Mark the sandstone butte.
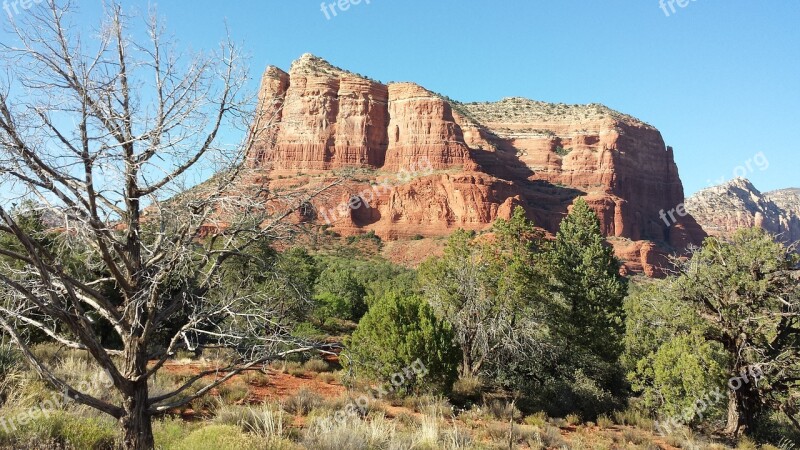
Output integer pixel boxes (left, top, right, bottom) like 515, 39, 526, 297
685, 178, 800, 246
244, 54, 707, 276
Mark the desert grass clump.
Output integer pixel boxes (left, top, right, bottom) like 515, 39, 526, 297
214, 403, 289, 442
440, 424, 473, 450
622, 428, 651, 446
417, 395, 454, 418
611, 407, 654, 431
484, 398, 520, 421
415, 414, 442, 448
539, 425, 567, 448
596, 413, 614, 429
241, 369, 270, 387
302, 414, 399, 450
735, 436, 759, 450
217, 379, 251, 404
283, 387, 323, 416
270, 359, 303, 375
324, 393, 387, 418
315, 372, 337, 384
523, 411, 548, 427
30, 342, 64, 364
565, 412, 581, 426
662, 426, 700, 449
549, 417, 568, 428
303, 358, 332, 373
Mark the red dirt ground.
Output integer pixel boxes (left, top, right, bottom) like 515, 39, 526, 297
158, 361, 686, 449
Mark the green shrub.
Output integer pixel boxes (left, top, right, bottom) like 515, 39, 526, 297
523, 411, 548, 427
172, 425, 262, 450
3, 410, 118, 450
344, 292, 460, 393
450, 376, 482, 405
154, 416, 197, 449
291, 322, 326, 341
554, 145, 572, 156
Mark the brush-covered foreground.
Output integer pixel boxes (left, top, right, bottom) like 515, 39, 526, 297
0, 345, 765, 450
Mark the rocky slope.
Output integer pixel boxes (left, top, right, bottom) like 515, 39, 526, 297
246, 54, 707, 275
685, 179, 800, 245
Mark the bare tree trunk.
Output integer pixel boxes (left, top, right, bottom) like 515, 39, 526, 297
121, 339, 154, 450
724, 389, 742, 436
121, 380, 154, 450
724, 376, 759, 437
0, 4, 336, 446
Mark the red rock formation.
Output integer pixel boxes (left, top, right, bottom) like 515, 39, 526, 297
247, 54, 707, 275
685, 178, 800, 245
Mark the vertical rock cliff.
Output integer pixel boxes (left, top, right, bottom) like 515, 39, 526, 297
247, 54, 707, 275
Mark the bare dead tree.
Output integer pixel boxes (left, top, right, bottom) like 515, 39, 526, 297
0, 2, 335, 449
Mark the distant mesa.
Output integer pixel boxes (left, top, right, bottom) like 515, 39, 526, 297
685, 178, 800, 246
244, 54, 709, 276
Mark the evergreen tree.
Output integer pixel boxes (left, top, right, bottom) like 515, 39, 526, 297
344, 292, 460, 393
624, 228, 800, 439
419, 207, 548, 379
547, 198, 627, 362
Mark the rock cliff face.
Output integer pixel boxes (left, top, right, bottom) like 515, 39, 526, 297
248, 54, 707, 275
685, 179, 800, 245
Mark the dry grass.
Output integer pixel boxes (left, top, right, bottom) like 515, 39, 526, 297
283, 388, 323, 416
303, 358, 332, 373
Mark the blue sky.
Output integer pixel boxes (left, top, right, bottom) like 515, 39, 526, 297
2, 0, 798, 195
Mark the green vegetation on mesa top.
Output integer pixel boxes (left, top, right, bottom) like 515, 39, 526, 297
459, 97, 655, 128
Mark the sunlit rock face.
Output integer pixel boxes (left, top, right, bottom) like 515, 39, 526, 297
246, 54, 707, 275
686, 179, 800, 245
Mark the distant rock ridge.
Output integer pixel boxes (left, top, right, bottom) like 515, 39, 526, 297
245, 54, 708, 276
685, 178, 800, 246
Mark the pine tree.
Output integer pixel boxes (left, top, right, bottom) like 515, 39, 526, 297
548, 198, 627, 362
344, 292, 460, 393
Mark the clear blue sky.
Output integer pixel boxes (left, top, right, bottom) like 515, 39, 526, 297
3, 1, 798, 196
